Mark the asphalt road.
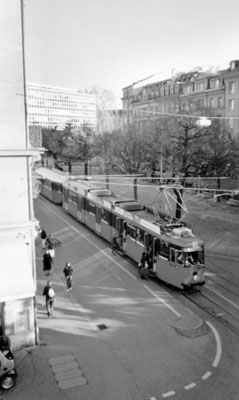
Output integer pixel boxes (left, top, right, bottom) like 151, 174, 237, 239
10, 196, 234, 400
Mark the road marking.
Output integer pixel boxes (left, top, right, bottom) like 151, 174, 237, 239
205, 321, 222, 367
201, 371, 212, 380
162, 391, 176, 398
144, 285, 181, 317
207, 285, 239, 311
184, 382, 196, 390
204, 272, 216, 276
49, 354, 87, 389
205, 238, 223, 250
38, 198, 137, 280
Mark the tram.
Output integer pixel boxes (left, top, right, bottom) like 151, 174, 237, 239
36, 167, 68, 204
36, 168, 205, 289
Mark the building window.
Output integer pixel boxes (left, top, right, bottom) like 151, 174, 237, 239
210, 79, 220, 89
195, 98, 204, 109
209, 98, 215, 108
183, 84, 193, 95
229, 99, 235, 111
217, 97, 223, 108
229, 82, 235, 93
229, 118, 234, 129
196, 81, 205, 91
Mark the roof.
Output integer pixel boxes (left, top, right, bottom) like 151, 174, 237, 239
35, 168, 69, 183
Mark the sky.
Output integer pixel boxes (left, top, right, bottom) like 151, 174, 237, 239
24, 0, 239, 108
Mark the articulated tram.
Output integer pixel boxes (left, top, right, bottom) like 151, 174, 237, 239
36, 168, 205, 289
36, 167, 68, 204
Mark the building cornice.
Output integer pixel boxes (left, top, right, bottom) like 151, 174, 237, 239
0, 148, 44, 157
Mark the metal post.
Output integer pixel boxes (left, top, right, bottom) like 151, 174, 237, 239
134, 178, 138, 201
160, 146, 163, 184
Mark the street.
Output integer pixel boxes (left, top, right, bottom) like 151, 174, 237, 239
4, 196, 239, 400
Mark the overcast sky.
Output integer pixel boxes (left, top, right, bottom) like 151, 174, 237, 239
24, 0, 239, 107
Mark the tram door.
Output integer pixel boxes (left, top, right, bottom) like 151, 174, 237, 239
152, 237, 158, 272
95, 206, 101, 234
116, 217, 126, 250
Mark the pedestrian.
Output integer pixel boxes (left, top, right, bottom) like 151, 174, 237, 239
112, 233, 119, 255
40, 228, 47, 249
63, 262, 73, 291
42, 281, 55, 317
43, 251, 53, 276
139, 252, 149, 269
46, 234, 55, 258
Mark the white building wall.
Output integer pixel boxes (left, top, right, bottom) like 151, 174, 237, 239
0, 0, 38, 350
27, 83, 97, 130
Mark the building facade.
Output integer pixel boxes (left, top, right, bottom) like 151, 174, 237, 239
27, 83, 97, 131
122, 59, 239, 138
0, 0, 40, 350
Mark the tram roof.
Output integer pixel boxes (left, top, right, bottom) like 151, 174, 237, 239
35, 167, 69, 183
115, 201, 144, 211
63, 179, 101, 193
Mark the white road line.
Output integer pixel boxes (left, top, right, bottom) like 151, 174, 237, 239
205, 321, 222, 367
184, 382, 196, 390
144, 285, 181, 317
204, 272, 216, 276
207, 285, 239, 311
162, 391, 176, 398
201, 371, 212, 380
38, 198, 137, 280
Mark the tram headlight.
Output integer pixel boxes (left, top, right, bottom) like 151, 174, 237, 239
193, 272, 198, 281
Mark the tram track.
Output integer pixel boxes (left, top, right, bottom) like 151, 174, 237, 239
206, 274, 239, 299
183, 289, 239, 337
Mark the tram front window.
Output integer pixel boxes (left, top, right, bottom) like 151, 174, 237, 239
185, 251, 204, 266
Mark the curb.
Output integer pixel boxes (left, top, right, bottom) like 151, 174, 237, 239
168, 315, 208, 338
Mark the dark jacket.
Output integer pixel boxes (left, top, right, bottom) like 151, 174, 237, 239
63, 265, 73, 277
43, 253, 53, 271
41, 230, 47, 239
46, 237, 54, 250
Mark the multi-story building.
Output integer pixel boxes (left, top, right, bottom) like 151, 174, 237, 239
27, 83, 97, 131
122, 59, 239, 138
0, 0, 40, 350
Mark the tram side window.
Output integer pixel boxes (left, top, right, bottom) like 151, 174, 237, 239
45, 180, 51, 189
159, 241, 169, 259
112, 214, 117, 229
72, 194, 78, 204
101, 208, 111, 225
87, 202, 95, 215
63, 188, 69, 201
170, 248, 183, 265
126, 224, 137, 239
52, 182, 62, 192
154, 238, 161, 256
77, 196, 83, 211
135, 228, 144, 244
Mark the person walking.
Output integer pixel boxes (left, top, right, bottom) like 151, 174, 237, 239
112, 234, 119, 255
63, 262, 73, 291
40, 228, 47, 249
43, 251, 53, 276
46, 234, 55, 258
42, 281, 55, 317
